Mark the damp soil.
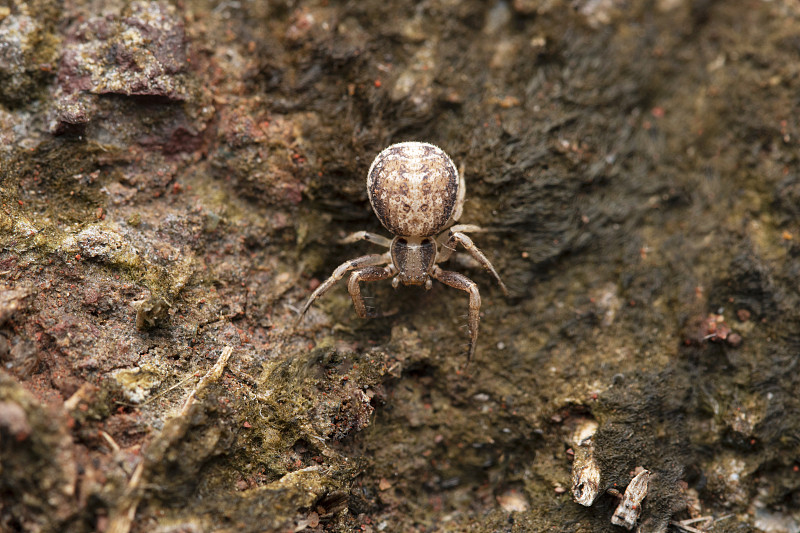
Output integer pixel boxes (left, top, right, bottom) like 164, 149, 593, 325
2, 1, 800, 532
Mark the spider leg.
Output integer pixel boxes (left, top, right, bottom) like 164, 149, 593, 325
448, 224, 485, 234
295, 252, 391, 326
431, 265, 481, 364
436, 230, 509, 297
436, 224, 485, 260
348, 264, 397, 318
451, 163, 466, 223
339, 231, 392, 248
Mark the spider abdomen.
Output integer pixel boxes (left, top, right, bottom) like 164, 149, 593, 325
367, 142, 460, 238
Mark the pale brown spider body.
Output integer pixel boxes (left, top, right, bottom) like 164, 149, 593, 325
296, 142, 508, 362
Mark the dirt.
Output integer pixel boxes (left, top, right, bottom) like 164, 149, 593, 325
2, 0, 800, 532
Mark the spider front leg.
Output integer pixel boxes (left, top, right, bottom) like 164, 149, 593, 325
339, 231, 392, 248
436, 224, 484, 258
431, 265, 481, 364
348, 264, 397, 318
437, 229, 509, 297
295, 252, 391, 326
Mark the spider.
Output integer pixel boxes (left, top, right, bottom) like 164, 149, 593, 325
296, 141, 509, 362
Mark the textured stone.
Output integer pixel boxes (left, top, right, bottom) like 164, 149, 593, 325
0, 13, 56, 105
58, 1, 188, 100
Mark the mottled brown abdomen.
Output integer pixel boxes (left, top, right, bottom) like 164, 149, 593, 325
367, 142, 459, 238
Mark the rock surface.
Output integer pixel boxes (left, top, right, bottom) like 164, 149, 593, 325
1, 0, 800, 532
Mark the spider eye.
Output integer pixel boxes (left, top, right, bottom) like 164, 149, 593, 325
397, 238, 407, 245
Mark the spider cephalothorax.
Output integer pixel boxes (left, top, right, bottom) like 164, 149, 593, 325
296, 142, 508, 362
